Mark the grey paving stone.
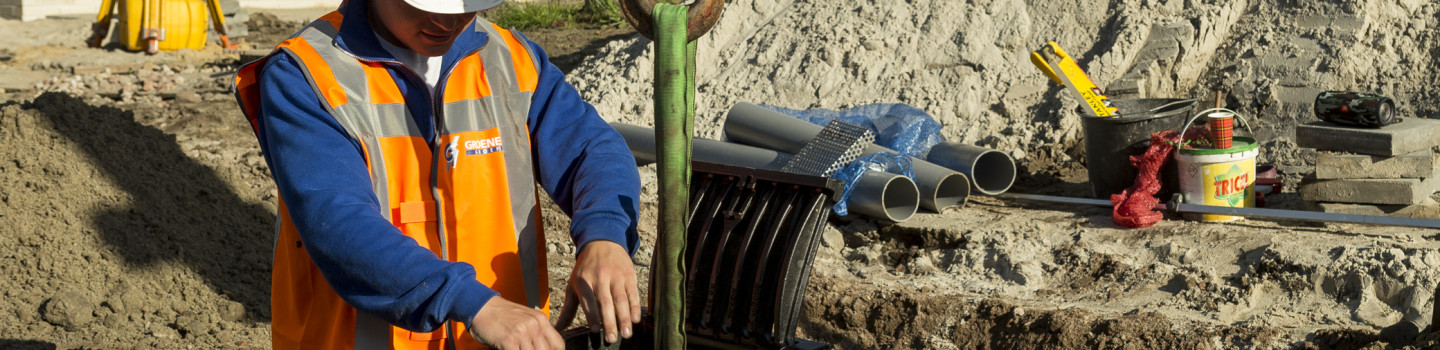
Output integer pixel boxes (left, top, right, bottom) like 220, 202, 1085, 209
1316, 150, 1434, 179
1301, 161, 1440, 205
1296, 118, 1440, 156
1314, 200, 1440, 220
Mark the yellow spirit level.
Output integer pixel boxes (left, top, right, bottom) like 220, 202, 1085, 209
1031, 41, 1120, 117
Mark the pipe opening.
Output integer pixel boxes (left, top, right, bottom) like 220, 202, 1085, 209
930, 173, 970, 210
973, 151, 1017, 195
883, 177, 920, 222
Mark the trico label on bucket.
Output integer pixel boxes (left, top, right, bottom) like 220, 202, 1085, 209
1199, 160, 1256, 221
1212, 165, 1250, 206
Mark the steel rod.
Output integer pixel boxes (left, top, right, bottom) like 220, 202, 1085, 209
1000, 193, 1440, 230
1172, 203, 1440, 229
999, 193, 1115, 207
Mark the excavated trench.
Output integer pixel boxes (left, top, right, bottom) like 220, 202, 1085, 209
3, 0, 1440, 348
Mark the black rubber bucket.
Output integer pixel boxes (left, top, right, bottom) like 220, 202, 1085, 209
1081, 98, 1197, 199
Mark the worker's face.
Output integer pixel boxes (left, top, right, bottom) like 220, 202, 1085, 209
370, 0, 478, 57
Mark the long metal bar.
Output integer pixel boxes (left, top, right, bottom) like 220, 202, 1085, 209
1000, 193, 1440, 229
1172, 203, 1440, 229
1000, 193, 1114, 207
204, 0, 237, 48
87, 0, 118, 47
724, 103, 970, 211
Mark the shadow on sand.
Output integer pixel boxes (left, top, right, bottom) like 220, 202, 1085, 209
25, 92, 274, 322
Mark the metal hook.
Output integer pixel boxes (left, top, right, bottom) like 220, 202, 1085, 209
618, 0, 726, 42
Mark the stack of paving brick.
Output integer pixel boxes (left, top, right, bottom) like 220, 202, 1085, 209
0, 0, 96, 21
1296, 119, 1440, 219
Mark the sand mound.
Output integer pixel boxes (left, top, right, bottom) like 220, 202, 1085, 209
569, 0, 1440, 347
0, 93, 273, 348
1, 0, 1438, 347
573, 0, 1439, 182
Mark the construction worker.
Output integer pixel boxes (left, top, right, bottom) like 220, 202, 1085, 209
232, 0, 642, 348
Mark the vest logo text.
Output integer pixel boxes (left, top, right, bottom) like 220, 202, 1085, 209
446, 135, 504, 168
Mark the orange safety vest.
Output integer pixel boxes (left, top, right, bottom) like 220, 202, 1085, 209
235, 11, 549, 350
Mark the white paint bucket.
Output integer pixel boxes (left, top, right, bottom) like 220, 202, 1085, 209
1175, 137, 1259, 222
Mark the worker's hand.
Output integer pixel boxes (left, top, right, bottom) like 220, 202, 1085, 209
468, 296, 564, 350
569, 240, 641, 343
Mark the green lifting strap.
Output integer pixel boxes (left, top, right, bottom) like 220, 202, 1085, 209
652, 3, 694, 349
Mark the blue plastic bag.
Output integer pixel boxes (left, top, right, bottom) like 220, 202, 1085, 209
760, 104, 943, 216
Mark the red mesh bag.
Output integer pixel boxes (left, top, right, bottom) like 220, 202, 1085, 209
1110, 130, 1182, 228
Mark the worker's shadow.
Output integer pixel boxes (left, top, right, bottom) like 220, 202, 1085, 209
29, 92, 273, 322
0, 340, 55, 350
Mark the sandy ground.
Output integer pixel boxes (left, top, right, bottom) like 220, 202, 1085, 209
571, 0, 1440, 348
2, 0, 1440, 349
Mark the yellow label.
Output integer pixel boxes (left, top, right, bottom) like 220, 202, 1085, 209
1031, 42, 1119, 117
1199, 159, 1256, 221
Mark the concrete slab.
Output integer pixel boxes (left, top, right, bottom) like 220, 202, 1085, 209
0, 0, 346, 21
1301, 160, 1440, 205
1296, 118, 1440, 156
1314, 200, 1440, 220
0, 0, 95, 21
1301, 178, 1427, 205
0, 69, 51, 92
1316, 150, 1434, 179
240, 0, 341, 9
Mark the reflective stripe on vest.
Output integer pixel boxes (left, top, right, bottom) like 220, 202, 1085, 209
236, 11, 548, 350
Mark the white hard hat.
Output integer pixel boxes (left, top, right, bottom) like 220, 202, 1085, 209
403, 0, 502, 14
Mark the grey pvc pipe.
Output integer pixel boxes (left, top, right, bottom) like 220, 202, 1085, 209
926, 142, 1016, 195
723, 103, 971, 211
846, 169, 920, 222
613, 123, 919, 222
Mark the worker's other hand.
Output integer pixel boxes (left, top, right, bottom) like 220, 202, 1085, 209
469, 296, 564, 350
570, 240, 641, 343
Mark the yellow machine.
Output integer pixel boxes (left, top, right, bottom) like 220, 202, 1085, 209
87, 0, 237, 54
1030, 41, 1121, 117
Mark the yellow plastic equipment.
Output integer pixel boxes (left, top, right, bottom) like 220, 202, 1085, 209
1030, 41, 1121, 117
125, 0, 206, 52
88, 0, 237, 54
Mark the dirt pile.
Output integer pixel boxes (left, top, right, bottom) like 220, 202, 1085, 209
800, 274, 1284, 349
0, 72, 632, 350
789, 199, 1440, 348
568, 0, 1440, 347
1, 0, 1438, 347
240, 12, 305, 51
32, 62, 235, 104
573, 0, 1439, 185
573, 0, 1248, 172
0, 93, 273, 348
